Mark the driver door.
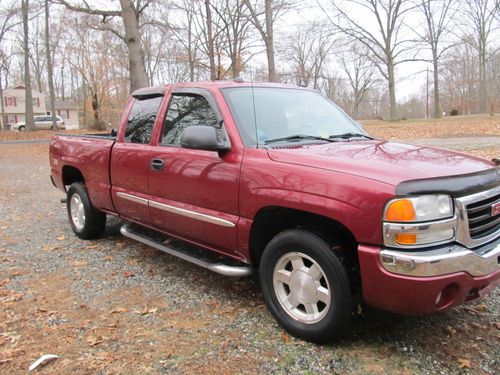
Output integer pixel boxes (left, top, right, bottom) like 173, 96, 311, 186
148, 88, 241, 254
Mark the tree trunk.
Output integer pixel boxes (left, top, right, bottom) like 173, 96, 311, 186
264, 0, 277, 82
205, 0, 216, 80
45, 0, 57, 130
22, 0, 34, 131
119, 0, 149, 91
0, 70, 5, 130
478, 47, 487, 113
387, 62, 397, 121
91, 92, 101, 129
432, 48, 441, 118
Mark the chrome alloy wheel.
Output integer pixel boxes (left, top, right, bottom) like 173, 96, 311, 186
70, 193, 85, 231
273, 251, 331, 324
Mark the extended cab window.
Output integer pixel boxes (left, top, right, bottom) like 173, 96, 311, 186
125, 96, 162, 144
161, 94, 218, 146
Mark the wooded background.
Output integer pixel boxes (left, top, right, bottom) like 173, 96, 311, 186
1, 0, 498, 129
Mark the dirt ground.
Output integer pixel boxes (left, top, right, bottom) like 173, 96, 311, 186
0, 116, 499, 374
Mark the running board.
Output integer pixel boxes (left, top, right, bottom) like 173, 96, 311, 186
120, 223, 253, 277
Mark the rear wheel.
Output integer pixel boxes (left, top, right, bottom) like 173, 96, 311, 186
67, 182, 106, 239
259, 229, 353, 343
18, 126, 25, 132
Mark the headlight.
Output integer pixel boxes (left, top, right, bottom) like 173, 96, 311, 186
384, 195, 453, 222
383, 195, 456, 248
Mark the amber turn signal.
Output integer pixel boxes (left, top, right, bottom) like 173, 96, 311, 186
395, 233, 417, 245
385, 199, 416, 222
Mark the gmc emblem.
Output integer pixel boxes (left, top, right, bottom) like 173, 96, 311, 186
493, 202, 500, 217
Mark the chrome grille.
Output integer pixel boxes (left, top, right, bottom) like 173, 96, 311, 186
466, 194, 500, 239
455, 186, 500, 249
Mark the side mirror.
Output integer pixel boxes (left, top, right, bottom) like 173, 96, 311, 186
180, 125, 230, 152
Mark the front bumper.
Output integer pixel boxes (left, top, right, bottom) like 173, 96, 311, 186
358, 238, 500, 315
380, 237, 500, 277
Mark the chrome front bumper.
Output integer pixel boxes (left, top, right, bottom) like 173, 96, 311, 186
380, 237, 500, 277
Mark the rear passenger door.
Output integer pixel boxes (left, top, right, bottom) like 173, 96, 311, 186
110, 91, 164, 224
147, 88, 242, 254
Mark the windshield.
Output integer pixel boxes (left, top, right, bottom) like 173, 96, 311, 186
222, 87, 367, 147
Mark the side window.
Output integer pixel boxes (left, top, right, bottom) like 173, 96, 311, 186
161, 94, 218, 146
125, 96, 163, 144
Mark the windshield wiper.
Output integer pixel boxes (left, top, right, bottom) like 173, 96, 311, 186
264, 134, 335, 145
329, 132, 374, 140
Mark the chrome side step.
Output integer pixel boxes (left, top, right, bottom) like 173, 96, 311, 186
120, 223, 253, 277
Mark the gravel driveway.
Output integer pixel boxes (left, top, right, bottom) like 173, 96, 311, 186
0, 143, 498, 374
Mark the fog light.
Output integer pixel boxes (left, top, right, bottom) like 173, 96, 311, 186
436, 283, 459, 309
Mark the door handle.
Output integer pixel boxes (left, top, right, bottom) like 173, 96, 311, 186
150, 158, 165, 172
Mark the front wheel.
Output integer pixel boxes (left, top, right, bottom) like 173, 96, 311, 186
66, 182, 106, 239
18, 126, 25, 132
259, 229, 353, 343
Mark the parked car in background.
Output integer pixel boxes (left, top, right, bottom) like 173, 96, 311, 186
13, 115, 65, 131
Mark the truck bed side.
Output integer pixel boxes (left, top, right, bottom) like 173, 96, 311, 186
50, 134, 116, 213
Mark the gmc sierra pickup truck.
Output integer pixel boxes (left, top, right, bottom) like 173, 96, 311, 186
50, 81, 500, 343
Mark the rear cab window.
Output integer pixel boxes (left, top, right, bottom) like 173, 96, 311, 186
124, 96, 163, 144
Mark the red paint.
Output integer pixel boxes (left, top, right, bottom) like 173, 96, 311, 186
49, 81, 499, 316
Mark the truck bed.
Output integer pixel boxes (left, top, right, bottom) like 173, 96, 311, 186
50, 134, 116, 213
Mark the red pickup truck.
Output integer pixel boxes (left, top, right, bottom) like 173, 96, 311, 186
50, 81, 500, 343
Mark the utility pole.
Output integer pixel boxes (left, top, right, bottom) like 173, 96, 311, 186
426, 67, 429, 119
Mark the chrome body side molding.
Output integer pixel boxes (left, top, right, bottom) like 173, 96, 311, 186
115, 192, 236, 228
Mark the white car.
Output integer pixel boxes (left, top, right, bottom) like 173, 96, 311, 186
13, 115, 66, 131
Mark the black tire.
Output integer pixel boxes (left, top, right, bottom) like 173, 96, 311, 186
66, 182, 106, 239
18, 126, 25, 132
259, 229, 353, 343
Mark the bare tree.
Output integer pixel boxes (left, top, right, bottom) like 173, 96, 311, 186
60, 15, 117, 129
340, 43, 379, 118
59, 0, 151, 91
283, 23, 333, 89
22, 0, 35, 131
243, 0, 289, 82
440, 43, 477, 115
319, 0, 416, 120
414, 0, 457, 118
0, 2, 21, 130
212, 0, 254, 79
461, 0, 499, 113
45, 0, 57, 130
205, 0, 217, 80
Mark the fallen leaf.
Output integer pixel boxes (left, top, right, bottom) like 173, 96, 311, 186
110, 307, 127, 314
128, 258, 139, 264
56, 235, 65, 241
281, 332, 290, 343
135, 306, 158, 315
123, 271, 135, 278
493, 322, 500, 330
104, 256, 114, 261
71, 261, 88, 267
471, 322, 488, 330
86, 335, 103, 346
457, 358, 471, 369
445, 326, 457, 335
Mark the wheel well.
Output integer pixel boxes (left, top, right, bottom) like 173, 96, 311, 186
62, 166, 84, 187
249, 206, 358, 268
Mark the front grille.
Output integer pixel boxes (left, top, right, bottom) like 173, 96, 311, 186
466, 194, 500, 239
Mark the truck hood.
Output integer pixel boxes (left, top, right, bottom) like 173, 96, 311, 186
266, 140, 495, 186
